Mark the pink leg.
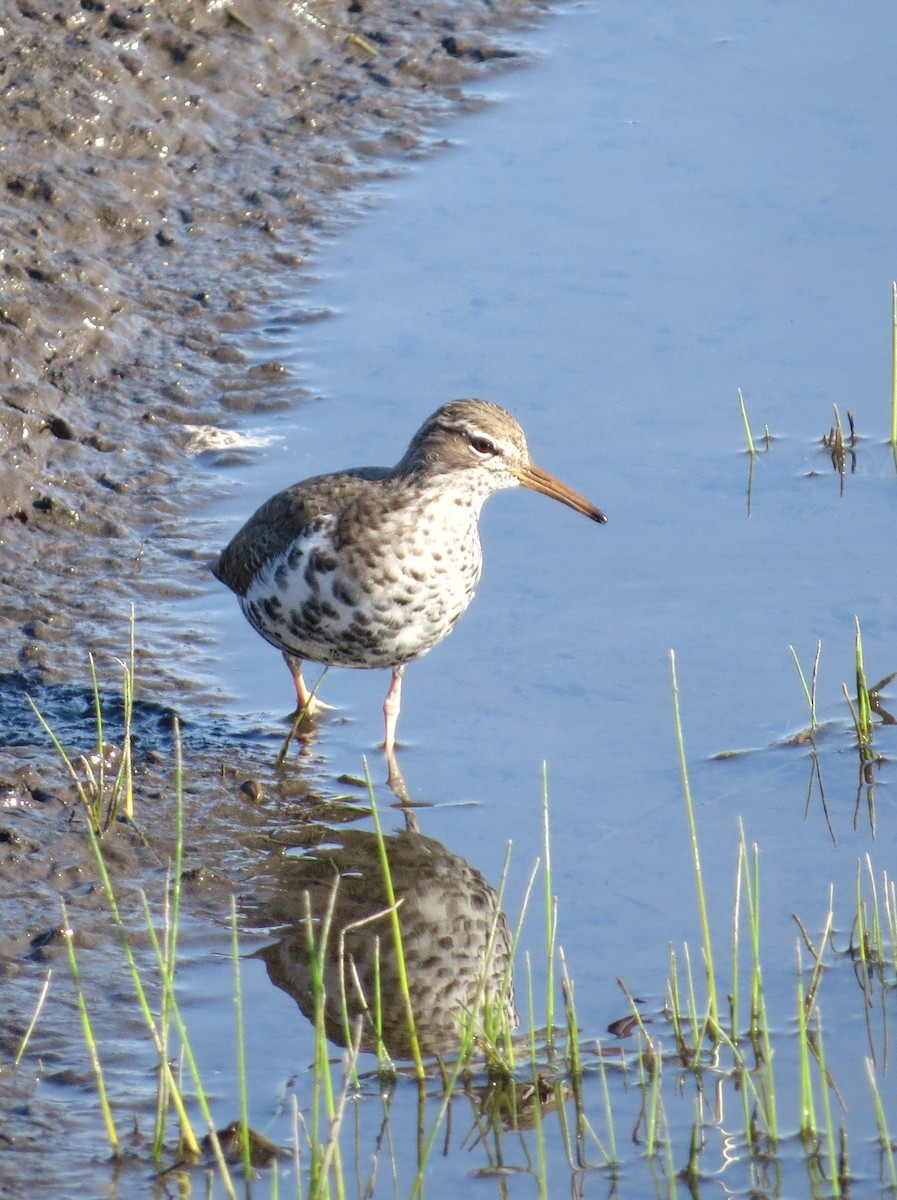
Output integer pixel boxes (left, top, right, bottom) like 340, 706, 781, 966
383, 665, 409, 802
282, 652, 335, 715
283, 652, 312, 710
383, 665, 404, 756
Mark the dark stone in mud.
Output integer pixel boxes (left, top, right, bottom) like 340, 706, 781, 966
0, 826, 40, 853
239, 778, 264, 803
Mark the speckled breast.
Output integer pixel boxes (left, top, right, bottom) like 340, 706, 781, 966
240, 494, 484, 669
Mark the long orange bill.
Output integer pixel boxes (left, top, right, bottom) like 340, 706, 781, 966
514, 461, 607, 524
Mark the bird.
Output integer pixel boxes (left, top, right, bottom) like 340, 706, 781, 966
213, 399, 606, 786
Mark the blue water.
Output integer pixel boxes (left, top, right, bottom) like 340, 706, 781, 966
201, 0, 897, 1191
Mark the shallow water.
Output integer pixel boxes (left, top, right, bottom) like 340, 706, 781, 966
210, 6, 896, 894
11, 0, 897, 1194
196, 0, 897, 1190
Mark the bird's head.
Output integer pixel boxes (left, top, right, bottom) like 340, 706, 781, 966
397, 398, 607, 524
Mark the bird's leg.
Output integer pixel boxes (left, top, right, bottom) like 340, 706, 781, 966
282, 651, 336, 716
285, 652, 314, 714
383, 664, 404, 755
277, 654, 336, 765
383, 665, 409, 801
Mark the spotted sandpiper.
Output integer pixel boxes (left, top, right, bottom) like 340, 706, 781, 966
213, 399, 605, 784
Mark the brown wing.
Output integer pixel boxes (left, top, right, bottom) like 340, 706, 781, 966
212, 466, 391, 596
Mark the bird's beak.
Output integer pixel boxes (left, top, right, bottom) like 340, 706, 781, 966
513, 461, 607, 524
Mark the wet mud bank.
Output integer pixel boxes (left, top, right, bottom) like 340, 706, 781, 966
0, 0, 547, 1184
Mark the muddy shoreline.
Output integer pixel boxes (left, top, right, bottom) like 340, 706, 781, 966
0, 1, 548, 1186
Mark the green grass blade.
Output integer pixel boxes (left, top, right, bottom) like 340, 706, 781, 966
153, 722, 185, 1159
789, 642, 821, 732
87, 653, 107, 830
666, 946, 686, 1060
230, 895, 252, 1180
731, 832, 745, 1046
542, 762, 556, 1050
886, 874, 897, 987
594, 1038, 618, 1167
865, 1056, 897, 1188
61, 900, 119, 1156
854, 616, 873, 744
738, 388, 757, 455
364, 760, 425, 1081
30, 701, 200, 1157
814, 1008, 841, 1199
139, 889, 237, 1197
670, 651, 719, 1036
115, 604, 137, 820
795, 943, 816, 1136
26, 696, 93, 824
13, 968, 52, 1069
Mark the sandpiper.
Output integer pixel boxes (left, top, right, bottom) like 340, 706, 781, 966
214, 399, 605, 783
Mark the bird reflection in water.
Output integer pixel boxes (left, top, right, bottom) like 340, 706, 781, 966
251, 822, 517, 1062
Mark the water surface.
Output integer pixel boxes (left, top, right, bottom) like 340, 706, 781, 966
198, 0, 897, 1191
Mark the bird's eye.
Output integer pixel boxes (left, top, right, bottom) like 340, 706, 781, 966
469, 435, 497, 456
